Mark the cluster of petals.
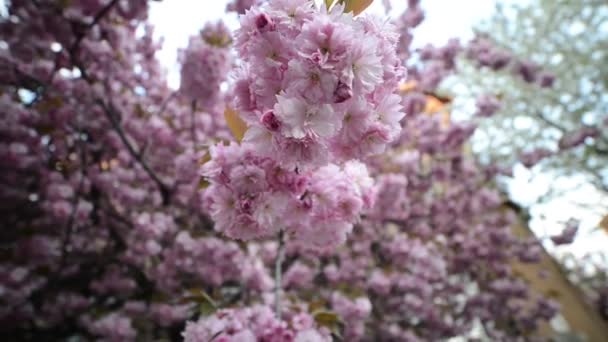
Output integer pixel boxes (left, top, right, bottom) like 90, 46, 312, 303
550, 219, 579, 245
475, 93, 502, 117
201, 142, 375, 251
226, 0, 262, 14
466, 35, 555, 87
182, 305, 330, 342
231, 0, 405, 168
519, 148, 554, 168
179, 21, 233, 108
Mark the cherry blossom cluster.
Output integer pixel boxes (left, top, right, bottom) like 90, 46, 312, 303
550, 219, 579, 245
395, 0, 425, 60
201, 142, 375, 251
226, 0, 262, 14
517, 116, 598, 169
467, 35, 555, 87
475, 93, 502, 117
183, 305, 330, 342
519, 148, 555, 168
179, 21, 233, 109
232, 0, 405, 167
201, 0, 397, 251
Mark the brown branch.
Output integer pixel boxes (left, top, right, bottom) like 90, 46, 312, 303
68, 38, 172, 205
534, 111, 567, 133
157, 91, 177, 117
59, 139, 87, 267
94, 98, 172, 205
68, 0, 120, 54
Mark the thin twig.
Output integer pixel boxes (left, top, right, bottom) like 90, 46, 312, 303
157, 91, 176, 117
95, 98, 171, 205
67, 25, 172, 205
59, 134, 87, 267
275, 229, 285, 320
534, 111, 566, 133
68, 0, 120, 54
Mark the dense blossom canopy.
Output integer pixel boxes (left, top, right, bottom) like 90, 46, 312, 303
0, 0, 593, 341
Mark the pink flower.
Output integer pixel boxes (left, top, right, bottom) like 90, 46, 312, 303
274, 95, 341, 139
285, 59, 338, 103
550, 219, 579, 245
260, 110, 282, 131
178, 23, 232, 107
256, 13, 276, 32
376, 93, 405, 137
226, 0, 261, 14
275, 134, 330, 168
230, 164, 268, 194
295, 329, 327, 342
298, 15, 353, 67
475, 94, 501, 117
334, 97, 373, 143
253, 192, 289, 229
183, 306, 330, 342
351, 39, 384, 92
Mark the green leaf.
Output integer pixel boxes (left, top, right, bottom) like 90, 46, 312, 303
198, 301, 216, 316
198, 177, 210, 190
313, 310, 344, 337
325, 0, 336, 10
308, 299, 327, 313
182, 289, 217, 317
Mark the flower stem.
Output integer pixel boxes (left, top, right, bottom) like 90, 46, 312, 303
275, 229, 285, 320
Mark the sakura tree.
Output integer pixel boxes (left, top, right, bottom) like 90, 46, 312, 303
0, 0, 567, 341
442, 0, 608, 324
451, 0, 608, 194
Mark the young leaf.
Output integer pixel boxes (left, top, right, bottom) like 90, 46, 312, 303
343, 0, 374, 16
424, 96, 445, 114
399, 81, 418, 94
313, 310, 345, 335
198, 177, 210, 190
224, 107, 247, 142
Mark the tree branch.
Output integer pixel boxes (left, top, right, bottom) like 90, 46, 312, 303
67, 34, 172, 205
534, 110, 567, 133
59, 139, 87, 267
68, 0, 120, 54
94, 98, 172, 205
